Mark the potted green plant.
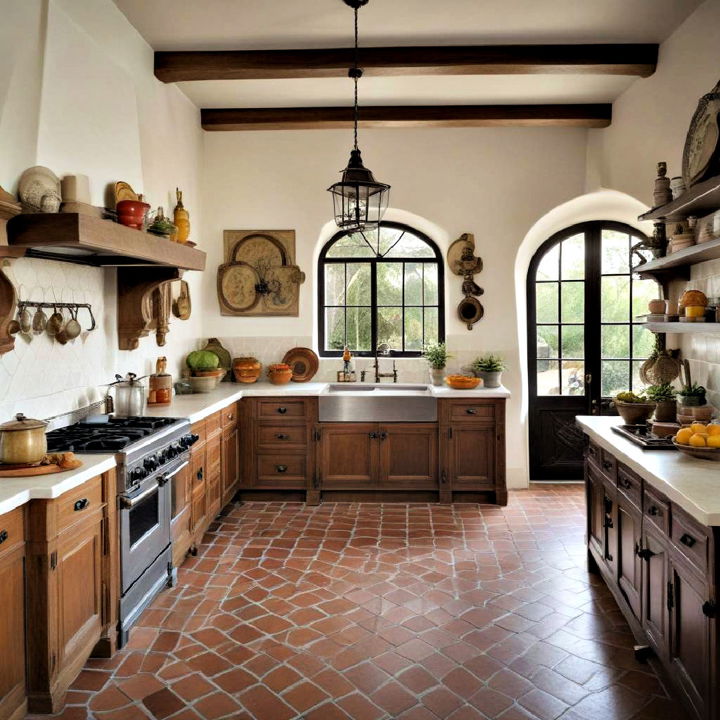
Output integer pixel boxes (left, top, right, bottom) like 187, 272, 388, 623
472, 354, 506, 388
613, 391, 656, 425
645, 382, 677, 422
678, 382, 707, 407
423, 343, 452, 386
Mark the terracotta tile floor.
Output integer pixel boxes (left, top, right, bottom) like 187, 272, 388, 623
31, 485, 685, 720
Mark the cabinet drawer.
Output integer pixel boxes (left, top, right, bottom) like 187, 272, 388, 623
585, 441, 602, 467
257, 399, 310, 420
221, 402, 239, 429
644, 487, 670, 535
256, 454, 306, 484
447, 401, 495, 422
205, 411, 222, 439
206, 436, 222, 479
257, 424, 307, 449
0, 507, 24, 556
617, 464, 641, 510
191, 450, 205, 490
191, 418, 206, 446
599, 449, 617, 481
671, 508, 709, 574
56, 476, 103, 532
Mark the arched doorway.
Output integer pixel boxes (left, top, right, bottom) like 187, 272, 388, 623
526, 221, 657, 480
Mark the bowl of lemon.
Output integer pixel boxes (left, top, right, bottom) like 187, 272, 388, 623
673, 423, 720, 461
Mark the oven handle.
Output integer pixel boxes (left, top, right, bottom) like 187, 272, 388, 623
120, 482, 159, 509
159, 460, 189, 486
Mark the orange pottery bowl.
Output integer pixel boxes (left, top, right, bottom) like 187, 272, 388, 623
267, 363, 293, 385
232, 357, 261, 383
445, 375, 482, 390
116, 200, 149, 230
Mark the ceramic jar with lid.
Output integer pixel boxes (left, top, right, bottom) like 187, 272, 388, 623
0, 413, 47, 465
267, 363, 293, 385
233, 357, 262, 383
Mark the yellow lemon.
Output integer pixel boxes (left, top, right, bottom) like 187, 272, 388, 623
690, 422, 708, 434
676, 427, 694, 444
689, 433, 707, 447
707, 424, 720, 437
707, 435, 720, 448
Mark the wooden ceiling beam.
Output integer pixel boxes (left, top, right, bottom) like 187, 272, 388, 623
156, 44, 657, 82
201, 105, 612, 131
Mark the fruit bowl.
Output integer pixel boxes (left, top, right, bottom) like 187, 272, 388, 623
445, 375, 482, 390
672, 439, 720, 461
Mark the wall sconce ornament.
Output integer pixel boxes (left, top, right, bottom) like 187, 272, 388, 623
447, 232, 484, 330
217, 230, 305, 317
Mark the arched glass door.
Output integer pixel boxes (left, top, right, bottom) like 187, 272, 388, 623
527, 222, 657, 480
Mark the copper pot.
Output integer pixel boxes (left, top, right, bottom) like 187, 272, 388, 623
0, 413, 48, 465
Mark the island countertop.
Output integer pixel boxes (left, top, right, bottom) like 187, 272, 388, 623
577, 415, 720, 526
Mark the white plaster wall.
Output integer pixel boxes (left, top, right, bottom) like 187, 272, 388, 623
0, 0, 205, 421
201, 127, 589, 487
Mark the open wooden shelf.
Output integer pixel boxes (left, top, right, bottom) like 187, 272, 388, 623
635, 236, 720, 282
639, 173, 720, 221
6, 213, 206, 270
643, 322, 720, 334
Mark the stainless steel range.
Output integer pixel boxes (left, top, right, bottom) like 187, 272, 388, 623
46, 415, 198, 646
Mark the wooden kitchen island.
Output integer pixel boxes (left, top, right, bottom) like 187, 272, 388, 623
578, 416, 720, 720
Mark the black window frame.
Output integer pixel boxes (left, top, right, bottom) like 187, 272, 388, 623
318, 221, 445, 358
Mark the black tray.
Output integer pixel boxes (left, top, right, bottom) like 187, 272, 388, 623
611, 424, 677, 450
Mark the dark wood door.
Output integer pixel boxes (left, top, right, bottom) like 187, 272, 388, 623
616, 497, 642, 620
586, 464, 605, 562
319, 424, 378, 489
221, 426, 239, 507
446, 424, 496, 490
641, 526, 670, 661
528, 222, 653, 480
669, 560, 713, 719
379, 424, 438, 490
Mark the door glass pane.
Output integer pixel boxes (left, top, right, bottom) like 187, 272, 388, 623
377, 307, 402, 350
404, 307, 423, 350
424, 307, 439, 345
632, 277, 660, 319
601, 276, 630, 322
562, 360, 585, 396
537, 360, 560, 396
602, 230, 630, 274
377, 263, 402, 305
601, 325, 630, 358
324, 264, 345, 305
561, 282, 584, 323
632, 325, 655, 359
537, 326, 558, 359
561, 234, 584, 280
561, 326, 584, 358
346, 263, 371, 306
325, 307, 345, 351
602, 360, 630, 397
346, 307, 371, 351
404, 263, 423, 305
423, 265, 438, 305
536, 283, 558, 323
537, 244, 559, 281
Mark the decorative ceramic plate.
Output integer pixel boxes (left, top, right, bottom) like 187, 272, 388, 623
114, 181, 138, 206
217, 261, 261, 313
282, 347, 319, 383
447, 233, 482, 277
682, 82, 720, 187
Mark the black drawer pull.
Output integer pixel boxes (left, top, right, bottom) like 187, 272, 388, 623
0, 530, 7, 545
197, 468, 203, 481
648, 505, 660, 516
619, 477, 632, 489
277, 407, 288, 414
276, 465, 288, 473
602, 460, 613, 471
702, 600, 716, 618
638, 548, 656, 561
275, 433, 290, 440
680, 533, 697, 548
465, 408, 477, 415
369, 432, 377, 439
74, 498, 89, 512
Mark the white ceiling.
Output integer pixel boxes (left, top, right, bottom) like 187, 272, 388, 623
114, 0, 702, 111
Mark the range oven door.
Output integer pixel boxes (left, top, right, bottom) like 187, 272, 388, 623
119, 461, 185, 593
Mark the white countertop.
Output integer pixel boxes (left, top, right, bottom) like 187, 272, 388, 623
577, 416, 720, 526
0, 454, 117, 517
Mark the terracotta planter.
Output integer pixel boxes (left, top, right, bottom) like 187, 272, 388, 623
653, 400, 677, 423
614, 400, 656, 425
233, 357, 261, 383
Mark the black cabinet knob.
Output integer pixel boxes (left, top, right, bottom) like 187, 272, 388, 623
648, 506, 659, 516
74, 498, 89, 512
466, 408, 477, 415
276, 465, 288, 473
680, 533, 697, 548
276, 433, 289, 440
0, 530, 7, 545
277, 407, 288, 414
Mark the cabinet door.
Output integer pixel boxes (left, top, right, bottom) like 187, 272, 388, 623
318, 424, 378, 489
641, 527, 670, 661
221, 426, 239, 507
446, 424, 495, 489
190, 449, 207, 534
56, 518, 103, 673
602, 482, 617, 578
669, 561, 714, 720
170, 462, 192, 567
0, 542, 25, 719
379, 424, 438, 490
586, 464, 605, 562
617, 496, 642, 620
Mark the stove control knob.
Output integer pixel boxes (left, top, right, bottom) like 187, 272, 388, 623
157, 450, 168, 464
144, 455, 158, 472
130, 467, 146, 482
167, 444, 177, 459
181, 434, 199, 448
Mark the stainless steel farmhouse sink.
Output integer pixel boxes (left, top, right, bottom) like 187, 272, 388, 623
319, 383, 437, 422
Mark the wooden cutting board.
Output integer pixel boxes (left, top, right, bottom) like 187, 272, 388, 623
0, 454, 82, 477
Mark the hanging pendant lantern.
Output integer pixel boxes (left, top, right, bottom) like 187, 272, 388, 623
328, 0, 390, 232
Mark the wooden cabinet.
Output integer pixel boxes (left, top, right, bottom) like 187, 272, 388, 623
205, 430, 222, 522
380, 424, 438, 490
439, 398, 507, 505
583, 436, 720, 720
318, 424, 378, 490
25, 470, 117, 714
170, 460, 193, 568
221, 424, 239, 507
0, 507, 26, 720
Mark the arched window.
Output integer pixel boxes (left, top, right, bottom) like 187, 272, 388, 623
318, 222, 444, 356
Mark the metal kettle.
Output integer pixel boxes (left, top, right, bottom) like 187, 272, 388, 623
109, 373, 147, 417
